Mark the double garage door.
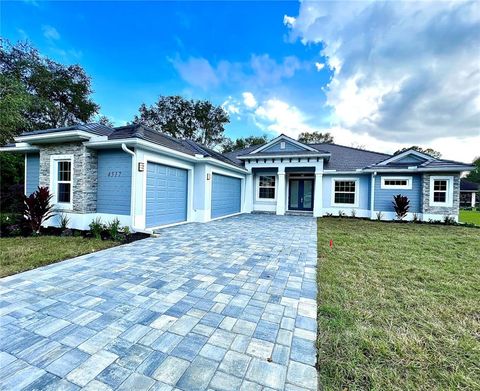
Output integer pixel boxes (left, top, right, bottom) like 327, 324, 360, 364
146, 163, 241, 228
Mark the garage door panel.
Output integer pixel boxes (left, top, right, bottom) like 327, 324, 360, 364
146, 162, 188, 228
211, 174, 241, 219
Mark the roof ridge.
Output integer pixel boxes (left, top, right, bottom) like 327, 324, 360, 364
310, 142, 391, 157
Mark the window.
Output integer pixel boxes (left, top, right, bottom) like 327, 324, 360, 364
429, 176, 453, 206
332, 179, 357, 206
381, 176, 412, 189
51, 155, 73, 207
258, 175, 275, 199
280, 141, 286, 150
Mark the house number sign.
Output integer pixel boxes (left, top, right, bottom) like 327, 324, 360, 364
107, 171, 122, 177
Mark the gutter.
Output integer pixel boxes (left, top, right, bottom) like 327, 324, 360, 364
121, 143, 138, 232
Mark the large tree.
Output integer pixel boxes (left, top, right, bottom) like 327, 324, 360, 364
298, 131, 334, 144
0, 40, 99, 141
394, 146, 442, 158
465, 157, 480, 184
133, 95, 229, 148
221, 135, 269, 153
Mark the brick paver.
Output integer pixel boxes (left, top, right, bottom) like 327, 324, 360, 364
0, 214, 318, 390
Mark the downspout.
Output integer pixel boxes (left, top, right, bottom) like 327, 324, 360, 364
121, 143, 137, 231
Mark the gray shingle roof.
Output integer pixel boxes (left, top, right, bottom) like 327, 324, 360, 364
461, 179, 479, 191
20, 123, 115, 137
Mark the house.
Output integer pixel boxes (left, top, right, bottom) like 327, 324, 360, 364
1, 123, 475, 231
460, 179, 479, 208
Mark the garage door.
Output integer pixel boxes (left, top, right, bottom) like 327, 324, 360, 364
211, 173, 241, 219
146, 162, 188, 228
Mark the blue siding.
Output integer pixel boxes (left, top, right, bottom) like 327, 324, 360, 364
262, 140, 306, 153
211, 174, 241, 218
394, 154, 427, 164
322, 175, 370, 209
25, 154, 40, 195
374, 174, 422, 212
97, 150, 132, 215
146, 162, 187, 227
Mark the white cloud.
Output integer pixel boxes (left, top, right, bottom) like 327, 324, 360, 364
171, 56, 219, 90
222, 96, 241, 115
242, 92, 257, 108
315, 62, 324, 71
42, 25, 60, 40
286, 1, 480, 147
283, 15, 296, 27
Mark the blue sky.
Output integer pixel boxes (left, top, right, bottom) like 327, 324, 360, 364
2, 1, 479, 161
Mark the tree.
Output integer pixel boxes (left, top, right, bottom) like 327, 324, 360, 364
394, 146, 441, 158
0, 40, 99, 140
97, 115, 114, 128
465, 157, 480, 184
297, 131, 334, 144
133, 95, 229, 148
221, 135, 269, 153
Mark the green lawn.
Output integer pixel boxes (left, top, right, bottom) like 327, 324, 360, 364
0, 236, 117, 277
459, 209, 480, 225
317, 218, 480, 390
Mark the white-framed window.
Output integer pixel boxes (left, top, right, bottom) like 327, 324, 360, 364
429, 176, 453, 207
50, 155, 73, 209
331, 178, 359, 207
381, 176, 412, 189
280, 141, 286, 150
258, 175, 276, 200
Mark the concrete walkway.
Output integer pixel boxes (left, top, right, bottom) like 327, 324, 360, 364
0, 214, 318, 390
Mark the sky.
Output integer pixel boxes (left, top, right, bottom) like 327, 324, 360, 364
2, 0, 479, 162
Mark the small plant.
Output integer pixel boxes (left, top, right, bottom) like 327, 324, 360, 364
89, 217, 104, 239
122, 226, 131, 236
338, 210, 345, 217
350, 209, 356, 218
392, 194, 410, 220
412, 213, 421, 223
376, 211, 383, 221
22, 187, 55, 234
444, 215, 456, 225
58, 213, 70, 230
107, 218, 121, 241
325, 213, 333, 217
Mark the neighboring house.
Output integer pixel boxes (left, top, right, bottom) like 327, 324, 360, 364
460, 179, 479, 208
1, 124, 475, 231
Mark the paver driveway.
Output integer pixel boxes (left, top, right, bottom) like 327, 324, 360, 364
0, 214, 318, 391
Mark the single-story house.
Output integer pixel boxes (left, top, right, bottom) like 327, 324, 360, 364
460, 179, 479, 208
1, 123, 475, 231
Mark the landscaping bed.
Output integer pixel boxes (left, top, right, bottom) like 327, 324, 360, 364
317, 217, 480, 390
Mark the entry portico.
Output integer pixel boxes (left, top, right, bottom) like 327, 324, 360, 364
240, 135, 329, 217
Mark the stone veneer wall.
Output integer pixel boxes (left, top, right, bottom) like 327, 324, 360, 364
422, 173, 460, 216
39, 142, 98, 213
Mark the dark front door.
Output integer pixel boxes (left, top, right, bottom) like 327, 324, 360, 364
289, 179, 314, 211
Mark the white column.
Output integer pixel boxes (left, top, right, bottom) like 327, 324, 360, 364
313, 171, 323, 217
370, 172, 376, 219
276, 168, 286, 215
472, 192, 476, 208
244, 172, 254, 213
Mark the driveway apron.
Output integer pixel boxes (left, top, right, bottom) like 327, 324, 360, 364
0, 214, 318, 390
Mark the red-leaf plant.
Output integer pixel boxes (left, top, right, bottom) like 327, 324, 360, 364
392, 194, 410, 220
23, 187, 55, 234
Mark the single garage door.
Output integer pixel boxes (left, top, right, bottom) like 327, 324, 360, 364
211, 173, 241, 219
146, 162, 188, 228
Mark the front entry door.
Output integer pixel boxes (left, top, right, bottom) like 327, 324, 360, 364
289, 179, 314, 211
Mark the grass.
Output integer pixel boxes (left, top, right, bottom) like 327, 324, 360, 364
0, 236, 117, 277
317, 218, 480, 390
459, 209, 480, 226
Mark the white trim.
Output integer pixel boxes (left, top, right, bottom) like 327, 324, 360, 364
49, 154, 74, 210
256, 174, 277, 202
0, 144, 40, 153
24, 154, 28, 196
15, 130, 107, 143
380, 176, 413, 190
376, 149, 434, 166
331, 177, 359, 208
363, 166, 473, 173
429, 175, 454, 207
249, 134, 318, 154
238, 153, 329, 160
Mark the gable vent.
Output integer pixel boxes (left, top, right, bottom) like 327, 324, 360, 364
280, 141, 285, 149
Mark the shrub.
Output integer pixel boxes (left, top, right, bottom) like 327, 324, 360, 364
444, 215, 456, 225
22, 187, 55, 234
376, 211, 383, 221
58, 213, 70, 230
338, 210, 345, 217
350, 210, 356, 218
89, 217, 104, 239
392, 194, 410, 220
122, 226, 131, 236
412, 213, 421, 223
107, 218, 121, 241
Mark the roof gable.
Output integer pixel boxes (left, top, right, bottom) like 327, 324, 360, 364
249, 134, 317, 154
376, 149, 434, 166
